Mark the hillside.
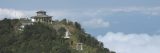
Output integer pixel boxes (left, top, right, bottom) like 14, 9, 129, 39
0, 18, 115, 53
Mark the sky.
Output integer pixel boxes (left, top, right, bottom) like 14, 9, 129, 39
0, 0, 160, 53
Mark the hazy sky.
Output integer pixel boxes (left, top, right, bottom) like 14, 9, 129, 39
1, 0, 160, 9
0, 0, 160, 53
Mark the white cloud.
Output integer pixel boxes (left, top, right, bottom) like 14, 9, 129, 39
109, 7, 160, 16
97, 32, 160, 53
0, 8, 25, 19
1, 6, 160, 18
82, 18, 110, 28
1, 7, 160, 28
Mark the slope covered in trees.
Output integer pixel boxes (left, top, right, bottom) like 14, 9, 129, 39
0, 18, 115, 53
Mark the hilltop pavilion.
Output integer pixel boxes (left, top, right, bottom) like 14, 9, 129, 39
31, 10, 52, 23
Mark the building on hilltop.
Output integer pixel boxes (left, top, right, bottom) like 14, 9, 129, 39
31, 10, 52, 23
19, 10, 53, 31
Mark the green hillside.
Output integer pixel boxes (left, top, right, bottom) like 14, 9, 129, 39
0, 18, 115, 53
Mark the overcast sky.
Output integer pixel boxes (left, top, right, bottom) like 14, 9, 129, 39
0, 0, 160, 53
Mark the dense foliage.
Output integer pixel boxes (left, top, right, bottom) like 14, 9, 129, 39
0, 18, 115, 53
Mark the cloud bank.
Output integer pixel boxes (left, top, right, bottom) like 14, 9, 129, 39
0, 8, 25, 19
1, 6, 160, 18
97, 32, 160, 53
82, 18, 110, 28
1, 7, 160, 28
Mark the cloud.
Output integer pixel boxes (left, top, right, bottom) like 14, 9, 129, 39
82, 18, 110, 28
1, 6, 160, 18
0, 8, 25, 19
97, 32, 160, 53
1, 7, 160, 28
109, 7, 160, 16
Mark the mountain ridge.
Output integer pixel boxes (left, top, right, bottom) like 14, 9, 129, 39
0, 18, 115, 53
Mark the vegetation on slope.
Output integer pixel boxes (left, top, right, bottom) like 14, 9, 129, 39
0, 18, 115, 53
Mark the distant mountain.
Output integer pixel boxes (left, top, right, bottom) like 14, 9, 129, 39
0, 18, 115, 53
